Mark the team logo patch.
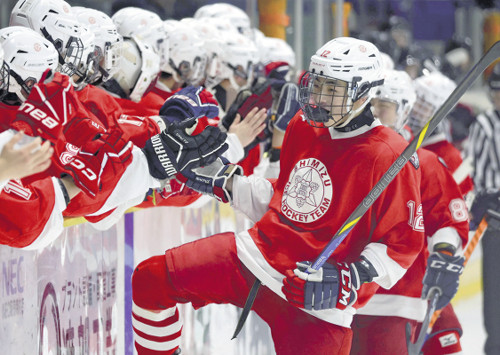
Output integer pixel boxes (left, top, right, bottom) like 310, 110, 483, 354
438, 332, 458, 347
409, 152, 420, 169
282, 158, 333, 223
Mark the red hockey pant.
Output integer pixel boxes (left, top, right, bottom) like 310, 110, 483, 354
132, 232, 353, 354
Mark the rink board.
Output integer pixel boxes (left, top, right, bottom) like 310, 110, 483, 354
0, 199, 275, 354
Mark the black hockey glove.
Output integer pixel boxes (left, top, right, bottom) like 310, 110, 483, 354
422, 251, 465, 310
142, 118, 228, 180
176, 156, 242, 203
159, 86, 219, 121
282, 257, 378, 311
271, 82, 301, 133
470, 189, 500, 230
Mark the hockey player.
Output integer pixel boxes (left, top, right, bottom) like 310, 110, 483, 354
72, 6, 124, 87
352, 69, 469, 354
0, 25, 227, 237
408, 71, 474, 196
0, 27, 83, 249
0, 45, 52, 187
10, 0, 99, 89
130, 37, 424, 354
110, 7, 170, 115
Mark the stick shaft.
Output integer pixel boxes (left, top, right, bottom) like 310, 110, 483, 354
312, 41, 500, 270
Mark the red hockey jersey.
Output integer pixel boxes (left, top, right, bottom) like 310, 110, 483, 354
358, 148, 469, 321
235, 112, 424, 327
422, 135, 474, 195
0, 106, 66, 249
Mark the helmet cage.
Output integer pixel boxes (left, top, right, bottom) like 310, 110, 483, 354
299, 71, 369, 127
0, 61, 9, 95
81, 45, 104, 84
9, 69, 37, 100
100, 39, 123, 81
407, 94, 437, 133
204, 52, 223, 89
169, 56, 207, 86
42, 28, 84, 77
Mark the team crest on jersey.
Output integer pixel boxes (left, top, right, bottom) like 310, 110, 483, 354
282, 158, 333, 223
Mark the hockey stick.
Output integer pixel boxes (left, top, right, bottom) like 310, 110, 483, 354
232, 41, 500, 339
407, 289, 441, 355
406, 215, 489, 355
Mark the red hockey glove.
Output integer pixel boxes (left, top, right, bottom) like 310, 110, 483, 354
64, 129, 133, 197
11, 70, 72, 143
12, 69, 105, 148
159, 86, 219, 120
176, 156, 242, 203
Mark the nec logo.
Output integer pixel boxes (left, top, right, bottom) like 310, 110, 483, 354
18, 102, 59, 130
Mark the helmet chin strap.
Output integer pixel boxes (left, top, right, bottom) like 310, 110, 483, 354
334, 96, 370, 128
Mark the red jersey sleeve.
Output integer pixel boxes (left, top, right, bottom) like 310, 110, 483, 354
0, 178, 64, 248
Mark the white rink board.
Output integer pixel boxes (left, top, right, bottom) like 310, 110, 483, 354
0, 223, 120, 354
0, 199, 276, 354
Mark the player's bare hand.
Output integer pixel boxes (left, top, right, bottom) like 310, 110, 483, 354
228, 107, 267, 148
0, 131, 54, 181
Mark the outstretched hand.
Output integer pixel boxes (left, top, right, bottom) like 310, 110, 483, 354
229, 107, 267, 148
0, 131, 53, 181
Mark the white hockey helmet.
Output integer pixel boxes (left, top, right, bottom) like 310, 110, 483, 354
73, 7, 123, 84
164, 24, 207, 86
112, 7, 168, 72
258, 36, 296, 68
0, 26, 58, 104
183, 18, 227, 89
380, 52, 395, 70
194, 3, 252, 39
163, 19, 179, 33
219, 31, 258, 90
408, 71, 456, 134
107, 36, 160, 102
10, 0, 88, 77
299, 37, 384, 128
373, 69, 416, 131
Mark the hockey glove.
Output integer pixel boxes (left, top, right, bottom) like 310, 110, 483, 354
266, 63, 289, 91
64, 129, 133, 197
470, 189, 500, 230
422, 251, 465, 310
176, 156, 242, 203
11, 70, 72, 143
12, 69, 106, 147
142, 118, 228, 181
283, 261, 359, 311
159, 86, 219, 121
271, 82, 301, 133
